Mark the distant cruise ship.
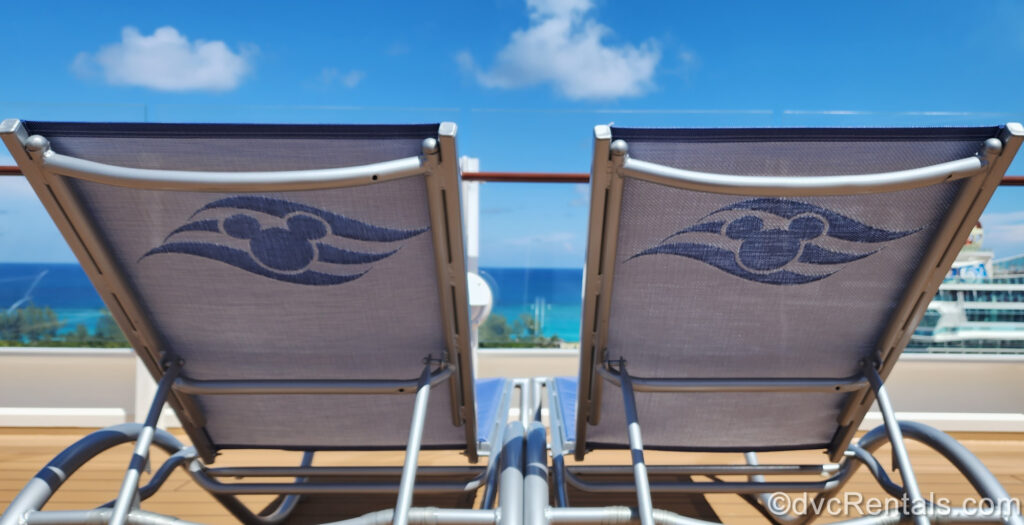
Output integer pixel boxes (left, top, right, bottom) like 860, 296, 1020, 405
909, 223, 1024, 354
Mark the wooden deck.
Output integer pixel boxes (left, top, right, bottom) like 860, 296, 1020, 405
1, 428, 1022, 524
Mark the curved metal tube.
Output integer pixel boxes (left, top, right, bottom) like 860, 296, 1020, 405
618, 153, 989, 196
324, 508, 499, 525
100, 448, 199, 508
0, 424, 185, 525
23, 508, 202, 525
38, 147, 428, 192
859, 422, 1023, 525
845, 445, 905, 499
563, 467, 843, 494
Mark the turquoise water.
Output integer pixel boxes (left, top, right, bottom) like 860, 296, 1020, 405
489, 303, 582, 342
0, 263, 586, 342
480, 267, 583, 343
0, 263, 107, 335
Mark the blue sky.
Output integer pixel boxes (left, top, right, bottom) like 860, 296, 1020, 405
1, 0, 1023, 266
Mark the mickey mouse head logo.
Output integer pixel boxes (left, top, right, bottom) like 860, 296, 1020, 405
725, 215, 825, 271
223, 213, 328, 272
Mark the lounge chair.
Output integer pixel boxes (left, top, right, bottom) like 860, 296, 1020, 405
0, 120, 521, 525
543, 124, 1024, 525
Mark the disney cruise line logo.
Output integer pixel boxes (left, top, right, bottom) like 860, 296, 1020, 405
142, 196, 428, 286
629, 198, 921, 285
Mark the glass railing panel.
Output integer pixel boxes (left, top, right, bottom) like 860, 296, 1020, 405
475, 181, 586, 348
0, 176, 128, 347
3, 103, 1024, 355
908, 185, 1024, 354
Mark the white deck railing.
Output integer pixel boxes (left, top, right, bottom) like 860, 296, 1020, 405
1, 348, 1022, 432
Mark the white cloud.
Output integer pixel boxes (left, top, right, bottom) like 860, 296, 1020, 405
320, 67, 365, 88
73, 26, 253, 92
980, 210, 1024, 226
980, 210, 1024, 258
504, 232, 578, 253
459, 0, 659, 100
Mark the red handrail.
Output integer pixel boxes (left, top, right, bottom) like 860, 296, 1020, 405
462, 172, 589, 183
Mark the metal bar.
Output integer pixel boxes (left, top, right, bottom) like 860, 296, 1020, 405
8, 163, 1024, 186
393, 364, 434, 525
575, 125, 624, 456
7, 164, 1024, 185
546, 378, 570, 508
596, 366, 868, 392
1, 120, 218, 462
618, 145, 987, 196
261, 451, 313, 525
426, 122, 478, 453
34, 142, 428, 191
831, 126, 1021, 461
744, 452, 801, 524
205, 465, 484, 478
324, 508, 499, 525
499, 422, 526, 525
173, 367, 452, 395
567, 464, 839, 476
530, 378, 543, 423
461, 172, 590, 183
110, 360, 182, 525
0, 425, 185, 525
563, 465, 840, 494
844, 445, 905, 499
552, 455, 569, 509
618, 363, 655, 525
100, 448, 198, 508
518, 379, 532, 425
481, 379, 516, 510
23, 508, 203, 525
187, 465, 485, 496
201, 451, 312, 525
525, 422, 550, 525
864, 364, 929, 525
547, 506, 724, 525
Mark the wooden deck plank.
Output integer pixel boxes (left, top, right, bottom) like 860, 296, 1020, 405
1, 428, 1021, 524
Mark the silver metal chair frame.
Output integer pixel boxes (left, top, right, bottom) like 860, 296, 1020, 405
554, 124, 1024, 525
0, 119, 519, 525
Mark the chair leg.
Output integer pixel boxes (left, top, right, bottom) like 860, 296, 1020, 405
110, 359, 183, 525
393, 363, 435, 525
864, 362, 929, 525
0, 425, 186, 525
618, 361, 656, 525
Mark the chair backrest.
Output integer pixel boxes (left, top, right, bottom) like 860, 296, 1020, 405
575, 124, 1022, 459
0, 120, 478, 462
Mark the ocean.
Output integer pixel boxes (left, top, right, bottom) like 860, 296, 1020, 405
0, 263, 584, 342
0, 263, 107, 334
479, 267, 583, 342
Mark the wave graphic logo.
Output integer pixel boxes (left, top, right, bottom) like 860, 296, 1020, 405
142, 196, 429, 286
629, 198, 921, 285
